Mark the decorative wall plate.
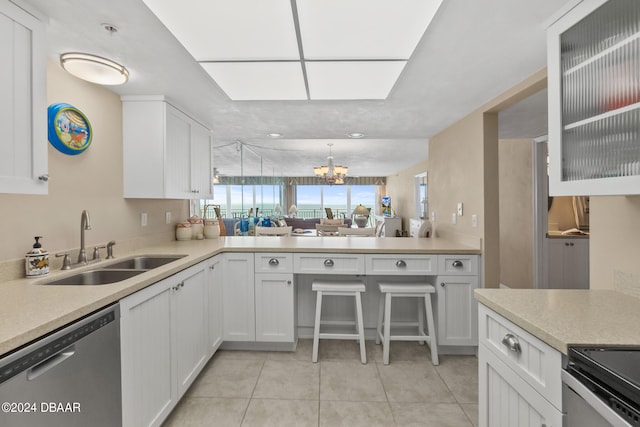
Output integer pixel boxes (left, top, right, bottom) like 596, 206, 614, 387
47, 103, 92, 155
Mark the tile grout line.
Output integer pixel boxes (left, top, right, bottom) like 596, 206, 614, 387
239, 358, 266, 426
434, 358, 476, 427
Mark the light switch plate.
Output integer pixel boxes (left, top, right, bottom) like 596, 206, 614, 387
457, 202, 463, 216
472, 214, 478, 227
451, 213, 457, 224
141, 212, 148, 227
165, 211, 171, 224
431, 211, 436, 222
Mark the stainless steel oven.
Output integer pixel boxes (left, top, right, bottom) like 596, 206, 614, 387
563, 346, 640, 427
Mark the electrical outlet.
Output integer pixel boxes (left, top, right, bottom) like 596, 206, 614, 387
472, 214, 478, 227
457, 202, 463, 216
451, 213, 457, 224
431, 211, 436, 222
141, 212, 148, 227
165, 211, 171, 224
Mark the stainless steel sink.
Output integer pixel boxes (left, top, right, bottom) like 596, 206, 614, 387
103, 254, 186, 270
42, 269, 146, 286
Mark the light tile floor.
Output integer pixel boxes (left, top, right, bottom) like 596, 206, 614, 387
163, 339, 478, 427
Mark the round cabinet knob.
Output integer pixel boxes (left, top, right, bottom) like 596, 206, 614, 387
268, 258, 279, 266
440, 283, 446, 287
287, 280, 292, 285
395, 260, 407, 268
452, 260, 463, 268
324, 259, 334, 267
501, 334, 522, 354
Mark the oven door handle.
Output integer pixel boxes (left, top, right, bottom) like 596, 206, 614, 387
562, 370, 632, 427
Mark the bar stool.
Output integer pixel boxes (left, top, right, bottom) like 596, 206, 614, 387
376, 282, 439, 365
312, 280, 367, 364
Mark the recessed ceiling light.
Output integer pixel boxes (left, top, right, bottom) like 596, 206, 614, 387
348, 132, 365, 138
268, 133, 282, 138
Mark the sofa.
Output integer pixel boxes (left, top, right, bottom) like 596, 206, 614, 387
221, 217, 352, 235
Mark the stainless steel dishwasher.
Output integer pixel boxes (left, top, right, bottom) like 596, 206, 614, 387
0, 304, 121, 427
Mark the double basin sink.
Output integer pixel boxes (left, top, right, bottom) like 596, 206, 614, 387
41, 255, 186, 286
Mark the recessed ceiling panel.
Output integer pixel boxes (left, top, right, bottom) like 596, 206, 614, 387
306, 61, 406, 100
142, 0, 299, 60
296, 0, 443, 60
200, 62, 307, 100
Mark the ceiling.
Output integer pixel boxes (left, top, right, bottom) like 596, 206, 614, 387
22, 0, 564, 177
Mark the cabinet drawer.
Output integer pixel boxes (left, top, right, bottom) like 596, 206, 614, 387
293, 253, 365, 275
478, 304, 562, 410
438, 255, 478, 275
365, 254, 437, 275
255, 253, 293, 273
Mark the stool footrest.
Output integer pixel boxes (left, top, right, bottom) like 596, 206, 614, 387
318, 333, 361, 340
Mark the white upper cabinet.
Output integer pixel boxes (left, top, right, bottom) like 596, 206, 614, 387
0, 1, 47, 195
122, 96, 213, 199
548, 0, 640, 195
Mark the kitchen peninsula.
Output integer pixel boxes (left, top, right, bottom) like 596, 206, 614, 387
0, 235, 481, 357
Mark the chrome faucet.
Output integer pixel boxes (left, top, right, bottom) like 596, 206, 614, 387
78, 210, 92, 264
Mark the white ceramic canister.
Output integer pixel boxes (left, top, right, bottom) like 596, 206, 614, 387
203, 219, 221, 239
188, 216, 204, 240
25, 236, 49, 276
176, 221, 193, 241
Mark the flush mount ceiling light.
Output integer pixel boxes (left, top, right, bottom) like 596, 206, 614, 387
348, 132, 365, 139
60, 53, 129, 85
142, 0, 443, 100
267, 133, 283, 138
314, 143, 348, 185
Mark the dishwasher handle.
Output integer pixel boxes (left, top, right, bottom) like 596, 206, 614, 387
27, 344, 76, 381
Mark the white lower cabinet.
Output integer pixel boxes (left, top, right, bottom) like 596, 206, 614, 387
207, 255, 223, 355
547, 238, 589, 289
478, 304, 564, 427
120, 262, 208, 427
223, 252, 296, 343
255, 272, 294, 342
436, 255, 479, 347
479, 346, 563, 427
222, 252, 256, 341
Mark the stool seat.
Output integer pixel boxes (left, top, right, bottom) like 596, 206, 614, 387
378, 283, 435, 295
312, 279, 367, 364
377, 282, 439, 365
312, 281, 366, 293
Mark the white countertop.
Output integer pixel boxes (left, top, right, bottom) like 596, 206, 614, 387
475, 288, 640, 354
0, 236, 480, 357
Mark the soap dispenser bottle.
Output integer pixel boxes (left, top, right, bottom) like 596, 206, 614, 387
26, 236, 49, 277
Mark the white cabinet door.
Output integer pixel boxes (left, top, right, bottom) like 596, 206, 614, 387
120, 279, 174, 427
0, 2, 47, 195
479, 344, 564, 427
547, 238, 589, 289
436, 275, 478, 346
222, 253, 255, 341
164, 105, 191, 199
173, 265, 208, 397
207, 255, 223, 355
547, 0, 640, 196
255, 273, 294, 342
190, 121, 213, 198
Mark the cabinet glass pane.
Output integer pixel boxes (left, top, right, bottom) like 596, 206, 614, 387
560, 0, 640, 182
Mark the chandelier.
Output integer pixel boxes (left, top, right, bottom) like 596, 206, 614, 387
314, 143, 348, 185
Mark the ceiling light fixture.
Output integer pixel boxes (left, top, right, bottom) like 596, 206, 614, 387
60, 52, 129, 85
348, 132, 365, 139
314, 143, 348, 185
267, 133, 282, 138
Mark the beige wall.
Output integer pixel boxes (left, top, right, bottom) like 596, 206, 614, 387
0, 59, 187, 271
548, 196, 577, 231
385, 159, 428, 231
498, 139, 533, 289
590, 196, 640, 296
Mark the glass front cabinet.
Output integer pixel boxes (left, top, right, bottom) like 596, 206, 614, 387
547, 0, 640, 195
